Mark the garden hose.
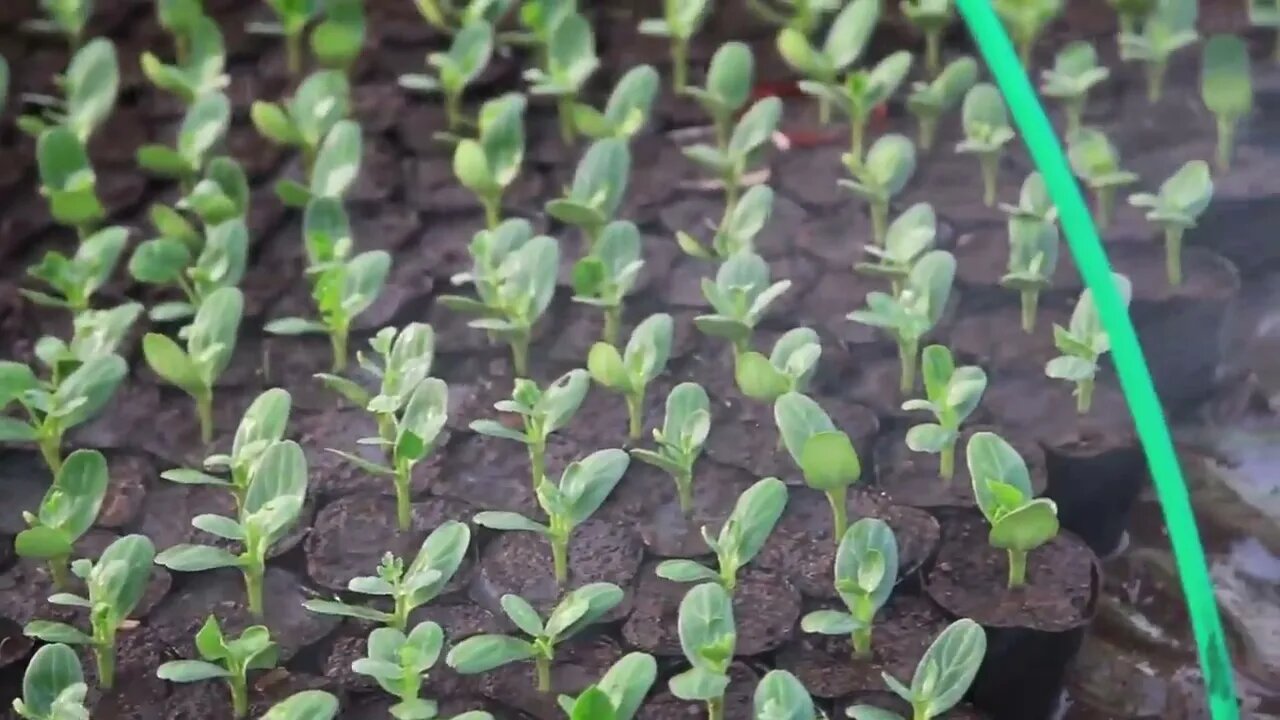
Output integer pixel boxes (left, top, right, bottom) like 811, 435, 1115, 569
952, 2, 1242, 718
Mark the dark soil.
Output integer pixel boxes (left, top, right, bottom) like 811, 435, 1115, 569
983, 373, 1135, 452
634, 461, 758, 558
636, 662, 759, 720
949, 301, 1073, 375
138, 482, 311, 559
839, 691, 990, 719
952, 226, 1084, 307
477, 637, 622, 720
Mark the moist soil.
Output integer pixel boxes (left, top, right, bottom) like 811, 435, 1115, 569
948, 300, 1073, 376
636, 662, 760, 720
477, 637, 623, 720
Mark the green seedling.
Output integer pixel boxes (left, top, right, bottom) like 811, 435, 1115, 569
447, 583, 624, 693
754, 670, 819, 720
25, 0, 93, 49
22, 225, 127, 313
587, 313, 673, 441
1119, 0, 1197, 102
447, 218, 534, 304
258, 0, 319, 75
317, 322, 435, 412
155, 440, 308, 617
129, 217, 248, 324
545, 138, 631, 249
677, 183, 775, 260
956, 83, 1015, 207
630, 382, 711, 515
906, 55, 978, 151
156, 617, 277, 719
469, 369, 590, 489
303, 521, 471, 631
1129, 160, 1214, 286
840, 133, 917, 245
694, 251, 792, 358
12, 643, 90, 720
1046, 273, 1131, 414
998, 171, 1058, 229
902, 0, 955, 76
24, 534, 155, 690
776, 0, 878, 125
260, 690, 340, 720
352, 622, 445, 720
525, 12, 600, 144
846, 619, 986, 720
32, 303, 141, 378
510, 0, 577, 63
1001, 215, 1060, 331
400, 21, 493, 134
16, 449, 108, 591
1039, 41, 1110, 135
639, 0, 708, 91
669, 582, 736, 720
775, 392, 862, 541
571, 220, 645, 346
19, 38, 118, 142
802, 518, 897, 657
656, 476, 787, 592
808, 47, 913, 165
36, 128, 105, 238
856, 203, 938, 295
171, 156, 251, 226
849, 250, 956, 395
142, 286, 243, 444
967, 432, 1060, 587
265, 198, 391, 372
136, 92, 231, 191
454, 93, 527, 228
154, 0, 206, 60
735, 327, 821, 403
1067, 127, 1138, 229
414, 0, 514, 34
685, 42, 755, 149
992, 0, 1062, 64
747, 0, 842, 35
311, 0, 366, 73
556, 652, 657, 720
1249, 0, 1280, 62
1109, 0, 1158, 36
573, 64, 660, 140
683, 97, 782, 220
142, 15, 230, 103
474, 448, 630, 584
1201, 34, 1253, 171
274, 118, 363, 208
252, 70, 350, 174
901, 345, 986, 480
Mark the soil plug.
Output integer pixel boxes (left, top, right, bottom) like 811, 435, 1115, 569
776, 0, 880, 127
630, 382, 712, 515
856, 203, 938, 296
1120, 0, 1197, 102
33, 128, 107, 241
677, 183, 776, 261
694, 251, 792, 359
656, 477, 788, 592
639, 0, 709, 92
310, 0, 365, 75
1201, 34, 1253, 172
156, 617, 278, 719
1066, 128, 1138, 230
19, 39, 118, 144
351, 622, 445, 719
130, 216, 249, 328
453, 93, 527, 229
572, 64, 660, 141
143, 13, 230, 103
11, 643, 91, 720
137, 92, 230, 193
1039, 42, 1109, 136
685, 42, 755, 151
902, 0, 955, 77
546, 138, 631, 251
252, 71, 350, 177
668, 583, 736, 720
558, 653, 658, 720
24, 534, 156, 690
259, 690, 340, 720
992, 0, 1062, 66
470, 369, 590, 489
1001, 215, 1060, 332
906, 56, 978, 151
400, 21, 493, 137
587, 313, 673, 441
1129, 160, 1214, 287
682, 96, 782, 223
801, 518, 898, 657
15, 450, 110, 591
474, 448, 630, 585
901, 345, 987, 481
754, 670, 820, 720
845, 619, 986, 720
23, 225, 128, 315
525, 12, 599, 145
967, 432, 1061, 588
775, 392, 863, 542
572, 221, 645, 345
1046, 274, 1131, 414
841, 134, 917, 246
447, 583, 624, 693
956, 83, 1015, 208
736, 327, 822, 406
155, 441, 309, 617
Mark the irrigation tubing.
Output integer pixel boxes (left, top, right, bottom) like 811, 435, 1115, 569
951, 2, 1240, 718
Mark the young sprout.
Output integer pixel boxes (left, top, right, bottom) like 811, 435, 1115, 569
1129, 160, 1214, 286
639, 0, 709, 91
1066, 128, 1138, 229
677, 183, 775, 261
856, 203, 938, 295
16, 449, 109, 591
136, 92, 232, 192
848, 250, 956, 395
573, 64, 660, 141
656, 476, 788, 591
901, 345, 986, 480
818, 46, 914, 165
846, 619, 986, 720
12, 643, 90, 720
992, 0, 1063, 65
735, 327, 822, 403
274, 119, 364, 208
998, 171, 1058, 229
311, 0, 366, 73
754, 670, 820, 720
156, 617, 278, 719
901, 0, 956, 77
956, 83, 1015, 207
840, 134, 917, 246
572, 220, 645, 345
154, 0, 207, 61
968, 432, 1060, 588
775, 392, 862, 541
630, 382, 711, 515
776, 0, 879, 125
1039, 42, 1110, 136
265, 198, 391, 372
25, 0, 92, 49
683, 97, 783, 221
685, 42, 755, 149
35, 128, 105, 239
556, 652, 657, 720
142, 286, 244, 444
303, 521, 471, 631
19, 38, 119, 142
260, 0, 319, 75
22, 225, 128, 313
352, 622, 445, 720
1119, 0, 1197, 103
801, 518, 897, 657
454, 93, 527, 228
24, 534, 156, 690
1201, 34, 1253, 172
545, 138, 631, 250
1002, 215, 1060, 331
1046, 274, 1131, 414
1109, 0, 1158, 36
474, 449, 630, 584
260, 690, 340, 720
469, 370, 591, 489
412, 0, 513, 34
142, 14, 231, 103
155, 441, 309, 617
33, 303, 141, 379
129, 216, 248, 324
694, 251, 792, 358
587, 313, 674, 441
524, 12, 600, 144
447, 583, 624, 693
906, 55, 978, 151
317, 323, 435, 412
400, 21, 494, 134
669, 582, 736, 720
251, 70, 350, 174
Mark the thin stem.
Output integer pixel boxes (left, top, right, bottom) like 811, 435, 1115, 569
392, 594, 410, 633
230, 677, 249, 719
1077, 376, 1095, 415
626, 393, 644, 442
1165, 226, 1185, 287
1007, 548, 1028, 588
826, 487, 848, 543
1020, 289, 1039, 333
672, 39, 689, 93
394, 471, 412, 531
175, 33, 190, 67
95, 641, 116, 690
1016, 33, 1033, 67
1145, 60, 1166, 103
731, 336, 749, 361
979, 151, 1000, 207
195, 389, 214, 445
851, 625, 872, 657
674, 470, 694, 515
482, 195, 501, 229
897, 338, 918, 395
48, 557, 71, 591
1064, 98, 1084, 136
713, 114, 730, 152
286, 30, 304, 77
1095, 187, 1115, 229
925, 30, 942, 77
535, 654, 553, 693
510, 335, 530, 377
551, 535, 569, 586
707, 696, 725, 720
245, 565, 265, 618
870, 200, 889, 246
918, 115, 938, 152
557, 95, 577, 146
446, 91, 463, 132
330, 328, 349, 372
939, 442, 955, 481
1216, 117, 1236, 172
529, 439, 547, 489
912, 703, 931, 720
818, 95, 832, 125
38, 434, 63, 476
603, 305, 621, 346
722, 175, 741, 228
849, 115, 866, 168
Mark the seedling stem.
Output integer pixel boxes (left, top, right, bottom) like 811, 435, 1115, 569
675, 470, 694, 513
1077, 377, 1094, 414
826, 488, 848, 542
394, 472, 412, 530
1165, 226, 1184, 286
979, 152, 999, 206
1095, 187, 1116, 229
551, 536, 569, 585
708, 697, 725, 720
446, 92, 463, 133
558, 97, 576, 145
1021, 288, 1039, 332
536, 654, 552, 692
286, 32, 303, 77
672, 39, 690, 92
870, 201, 889, 247
529, 439, 547, 488
483, 197, 501, 229
196, 389, 214, 445
939, 444, 956, 481
925, 32, 943, 78
95, 625, 117, 688
38, 436, 63, 475
246, 564, 265, 617
511, 336, 530, 376
1216, 117, 1235, 171
1007, 548, 1028, 587
1063, 98, 1084, 135
49, 557, 71, 591
330, 328, 349, 372
627, 394, 643, 441
850, 118, 866, 169
604, 306, 622, 346
231, 679, 250, 717
1145, 60, 1166, 102
898, 337, 919, 394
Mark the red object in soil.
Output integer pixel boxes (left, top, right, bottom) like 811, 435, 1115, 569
747, 79, 892, 148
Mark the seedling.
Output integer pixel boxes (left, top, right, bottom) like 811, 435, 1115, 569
746, 0, 842, 34
992, 0, 1062, 64
776, 0, 879, 124
469, 369, 590, 489
265, 198, 391, 372
474, 448, 630, 584
19, 38, 118, 142
24, 534, 156, 690
1119, 0, 1197, 102
15, 449, 108, 591
129, 217, 249, 325
845, 619, 986, 720
735, 327, 822, 403
11, 643, 90, 720
33, 302, 141, 377
22, 225, 127, 313
311, 0, 366, 73
571, 220, 645, 345
413, 0, 513, 34
446, 218, 535, 309
1039, 42, 1110, 135
956, 83, 1015, 207
524, 12, 600, 143
906, 55, 978, 151
573, 64, 660, 140
1248, 0, 1280, 62
901, 0, 955, 76
173, 156, 251, 226
754, 670, 819, 720
814, 48, 914, 164
154, 0, 206, 62
1201, 34, 1253, 171
587, 313, 673, 441
840, 134, 917, 245
901, 345, 986, 480
639, 0, 708, 91
685, 42, 755, 149
545, 138, 631, 250
1109, 0, 1158, 36
682, 97, 782, 220
141, 15, 231, 103
1129, 160, 1214, 286
260, 690, 340, 720
694, 251, 792, 358
25, 0, 93, 49
630, 382, 711, 515
446, 583, 624, 692
259, 0, 319, 75
656, 476, 788, 592
848, 250, 956, 394
856, 202, 938, 295
801, 518, 898, 657
677, 183, 775, 260
556, 652, 657, 720
316, 322, 435, 413
454, 93, 527, 228
1046, 274, 1132, 414
136, 92, 232, 192
274, 119, 364, 207
668, 582, 736, 720
251, 70, 350, 174
352, 622, 445, 720
156, 616, 278, 719
510, 0, 576, 65
155, 440, 309, 616
1001, 215, 1060, 332
998, 171, 1058, 228
775, 392, 862, 541
1067, 128, 1138, 229
400, 21, 494, 133
35, 127, 105, 238
967, 432, 1060, 587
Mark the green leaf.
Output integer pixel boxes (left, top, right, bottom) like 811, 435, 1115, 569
0, 416, 38, 441
904, 423, 953, 454
676, 582, 735, 672
500, 594, 545, 636
773, 392, 836, 467
704, 41, 754, 112
64, 39, 120, 140
989, 498, 1060, 551
721, 476, 787, 564
753, 669, 817, 720
548, 583, 624, 639
39, 448, 109, 539
15, 526, 74, 559
446, 635, 539, 673
735, 351, 790, 401
1045, 355, 1096, 382
966, 431, 1033, 522
656, 560, 721, 583
473, 511, 548, 534
623, 313, 673, 384
825, 0, 880, 70
799, 431, 861, 491
801, 609, 858, 635
25, 621, 94, 645
727, 97, 782, 160
137, 144, 193, 177
155, 544, 241, 571
1201, 34, 1252, 119
910, 619, 987, 716
21, 643, 85, 717
468, 419, 529, 443
311, 120, 363, 198
587, 342, 630, 390
846, 706, 906, 720
54, 353, 128, 428
560, 448, 631, 525
156, 659, 232, 682
260, 690, 340, 720
669, 666, 731, 702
